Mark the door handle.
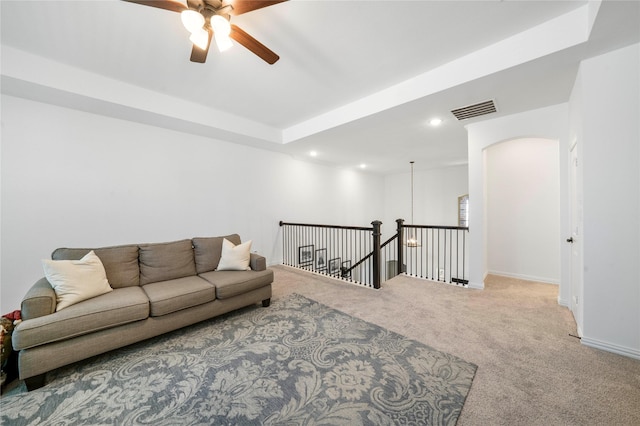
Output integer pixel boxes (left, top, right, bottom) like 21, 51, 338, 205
566, 237, 574, 243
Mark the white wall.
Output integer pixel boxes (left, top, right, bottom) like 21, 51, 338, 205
572, 43, 640, 358
0, 95, 384, 313
485, 138, 560, 283
466, 104, 569, 291
383, 165, 468, 238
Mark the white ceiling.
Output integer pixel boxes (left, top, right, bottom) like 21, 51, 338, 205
1, 0, 639, 174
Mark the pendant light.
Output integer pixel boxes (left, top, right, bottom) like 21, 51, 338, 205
407, 161, 421, 247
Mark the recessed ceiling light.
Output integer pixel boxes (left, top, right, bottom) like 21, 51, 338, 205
310, 151, 317, 157
360, 164, 367, 169
430, 118, 442, 126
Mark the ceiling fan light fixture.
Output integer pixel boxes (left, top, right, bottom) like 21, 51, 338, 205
210, 15, 231, 36
189, 28, 209, 50
123, 0, 283, 65
181, 9, 205, 33
210, 15, 232, 52
215, 33, 233, 52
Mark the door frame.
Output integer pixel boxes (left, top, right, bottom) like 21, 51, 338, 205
568, 138, 583, 335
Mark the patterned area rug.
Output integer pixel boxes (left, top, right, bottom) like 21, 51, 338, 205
1, 294, 476, 425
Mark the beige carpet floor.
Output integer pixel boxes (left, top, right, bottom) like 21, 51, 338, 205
271, 265, 640, 426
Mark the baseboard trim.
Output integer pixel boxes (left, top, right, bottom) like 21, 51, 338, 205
487, 270, 559, 285
581, 336, 640, 360
557, 296, 570, 307
468, 281, 485, 290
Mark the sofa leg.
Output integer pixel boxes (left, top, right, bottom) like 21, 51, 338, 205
262, 298, 271, 307
24, 374, 46, 391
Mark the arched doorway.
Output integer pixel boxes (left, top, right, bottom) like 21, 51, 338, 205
484, 138, 561, 284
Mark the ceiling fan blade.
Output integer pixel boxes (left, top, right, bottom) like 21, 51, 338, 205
121, 0, 187, 13
190, 28, 213, 63
228, 0, 287, 16
229, 24, 279, 64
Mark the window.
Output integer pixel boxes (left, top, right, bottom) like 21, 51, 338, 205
458, 194, 469, 227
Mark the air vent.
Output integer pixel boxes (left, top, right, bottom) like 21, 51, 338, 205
451, 100, 497, 121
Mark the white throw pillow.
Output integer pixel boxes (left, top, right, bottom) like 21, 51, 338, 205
42, 250, 113, 311
216, 238, 252, 271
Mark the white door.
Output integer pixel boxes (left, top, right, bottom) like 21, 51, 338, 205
569, 141, 583, 333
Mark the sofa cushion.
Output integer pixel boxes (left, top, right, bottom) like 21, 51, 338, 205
139, 239, 196, 285
52, 245, 140, 288
192, 234, 241, 274
12, 287, 149, 350
199, 269, 273, 299
42, 251, 113, 311
142, 276, 215, 317
217, 239, 252, 271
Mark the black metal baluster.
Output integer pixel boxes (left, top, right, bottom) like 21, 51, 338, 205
449, 229, 453, 283
462, 230, 466, 283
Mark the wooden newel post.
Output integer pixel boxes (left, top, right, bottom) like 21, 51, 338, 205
371, 220, 382, 289
396, 218, 405, 275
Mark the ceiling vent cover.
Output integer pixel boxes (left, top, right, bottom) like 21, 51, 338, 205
451, 100, 497, 121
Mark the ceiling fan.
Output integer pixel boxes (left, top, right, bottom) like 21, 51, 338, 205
122, 0, 287, 64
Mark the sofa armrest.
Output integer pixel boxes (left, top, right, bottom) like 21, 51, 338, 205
21, 277, 57, 320
250, 253, 267, 271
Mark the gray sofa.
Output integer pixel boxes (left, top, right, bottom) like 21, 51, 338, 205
12, 234, 273, 391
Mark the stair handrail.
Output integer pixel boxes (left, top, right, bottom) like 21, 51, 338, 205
345, 234, 396, 273
279, 221, 374, 231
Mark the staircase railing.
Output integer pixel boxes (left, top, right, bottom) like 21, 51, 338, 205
279, 219, 469, 289
396, 219, 469, 285
279, 221, 382, 288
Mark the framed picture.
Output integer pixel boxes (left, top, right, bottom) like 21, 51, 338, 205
315, 248, 327, 270
341, 260, 352, 278
328, 257, 341, 275
298, 245, 314, 265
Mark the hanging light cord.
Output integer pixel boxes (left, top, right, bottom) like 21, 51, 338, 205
410, 161, 415, 224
